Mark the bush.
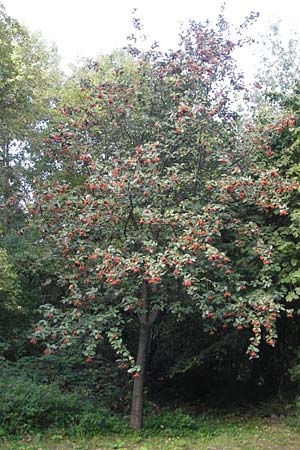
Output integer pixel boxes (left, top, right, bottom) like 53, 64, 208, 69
144, 409, 198, 436
0, 375, 85, 434
0, 353, 130, 413
0, 373, 129, 436
72, 407, 128, 436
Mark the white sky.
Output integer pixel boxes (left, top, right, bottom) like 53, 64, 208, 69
2, 0, 300, 73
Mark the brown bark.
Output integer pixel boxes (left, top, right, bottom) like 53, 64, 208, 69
130, 320, 150, 430
130, 280, 159, 430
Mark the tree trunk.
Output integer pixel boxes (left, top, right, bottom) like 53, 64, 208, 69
130, 280, 159, 430
130, 320, 150, 430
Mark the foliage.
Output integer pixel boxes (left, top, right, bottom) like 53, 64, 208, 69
0, 228, 65, 359
253, 23, 300, 100
71, 407, 128, 437
149, 313, 249, 379
149, 314, 294, 408
0, 245, 19, 304
143, 409, 198, 436
0, 368, 127, 436
0, 2, 63, 358
0, 244, 23, 355
248, 94, 300, 306
0, 375, 84, 434
235, 83, 300, 397
30, 17, 290, 365
0, 2, 62, 233
0, 349, 131, 412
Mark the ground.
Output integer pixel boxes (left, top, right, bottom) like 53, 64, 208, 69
2, 416, 300, 450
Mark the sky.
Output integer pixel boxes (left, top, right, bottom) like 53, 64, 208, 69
2, 0, 300, 73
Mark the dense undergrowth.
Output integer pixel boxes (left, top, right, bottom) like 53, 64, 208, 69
2, 360, 300, 450
3, 408, 300, 450
1, 366, 299, 439
1, 341, 300, 440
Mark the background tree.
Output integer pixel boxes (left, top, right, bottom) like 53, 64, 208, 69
0, 2, 62, 232
0, 245, 21, 356
0, 2, 63, 360
245, 22, 300, 119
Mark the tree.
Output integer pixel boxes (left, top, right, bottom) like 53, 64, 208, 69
29, 17, 290, 429
0, 3, 65, 361
245, 22, 300, 120
254, 23, 300, 98
0, 2, 62, 233
251, 93, 300, 306
0, 245, 22, 355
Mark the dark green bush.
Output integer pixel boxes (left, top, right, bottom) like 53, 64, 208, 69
144, 409, 198, 436
0, 375, 84, 434
0, 373, 128, 436
72, 407, 128, 436
0, 351, 130, 412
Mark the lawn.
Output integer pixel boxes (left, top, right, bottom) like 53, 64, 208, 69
2, 415, 300, 450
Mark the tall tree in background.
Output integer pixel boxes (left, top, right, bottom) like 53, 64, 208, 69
0, 2, 62, 233
0, 3, 63, 359
249, 23, 300, 110
251, 97, 300, 305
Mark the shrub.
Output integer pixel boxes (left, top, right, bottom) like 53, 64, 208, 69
72, 407, 128, 436
0, 375, 84, 434
0, 354, 130, 413
0, 373, 129, 436
144, 409, 198, 436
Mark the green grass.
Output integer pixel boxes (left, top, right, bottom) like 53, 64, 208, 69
2, 415, 300, 450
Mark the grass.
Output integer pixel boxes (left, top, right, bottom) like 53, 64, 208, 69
2, 414, 300, 450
